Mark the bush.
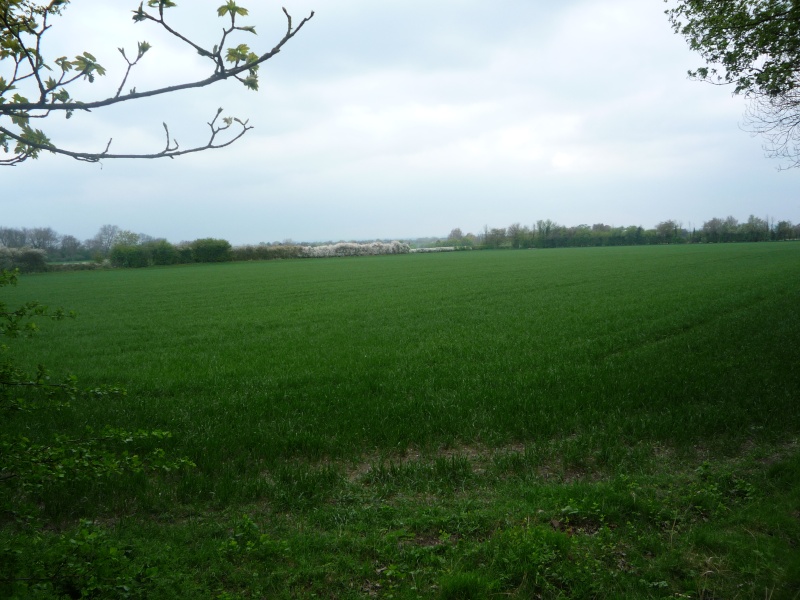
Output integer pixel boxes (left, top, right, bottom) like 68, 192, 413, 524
1, 520, 161, 599
175, 244, 194, 264
190, 238, 231, 263
148, 240, 178, 266
0, 247, 48, 273
230, 244, 303, 261
109, 244, 151, 268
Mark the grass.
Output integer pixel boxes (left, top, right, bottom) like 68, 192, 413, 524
2, 243, 800, 598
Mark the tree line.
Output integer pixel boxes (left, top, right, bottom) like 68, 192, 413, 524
442, 215, 800, 250
1, 214, 797, 273
0, 224, 237, 271
0, 224, 404, 271
0, 224, 149, 262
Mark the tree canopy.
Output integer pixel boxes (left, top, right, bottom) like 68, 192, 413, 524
0, 0, 313, 165
666, 0, 800, 167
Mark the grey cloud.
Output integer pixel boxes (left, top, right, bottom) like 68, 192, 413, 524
1, 0, 797, 245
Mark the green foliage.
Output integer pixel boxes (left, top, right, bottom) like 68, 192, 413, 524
0, 269, 72, 339
217, 1, 249, 18
2, 424, 194, 499
175, 243, 194, 264
1, 519, 164, 599
109, 239, 185, 268
486, 525, 571, 592
189, 237, 231, 263
229, 243, 303, 261
110, 244, 150, 268
438, 572, 492, 600
667, 0, 800, 167
1, 0, 312, 163
0, 246, 48, 272
149, 239, 178, 265
667, 0, 800, 96
450, 214, 797, 248
115, 230, 141, 246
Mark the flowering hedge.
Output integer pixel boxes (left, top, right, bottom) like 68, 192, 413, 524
0, 247, 48, 272
300, 241, 410, 258
410, 246, 456, 253
104, 240, 411, 268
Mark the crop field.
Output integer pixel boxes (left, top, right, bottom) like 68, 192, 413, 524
3, 243, 800, 598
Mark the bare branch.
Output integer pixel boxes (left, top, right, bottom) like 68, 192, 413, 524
0, 107, 253, 164
744, 86, 800, 170
133, 7, 216, 65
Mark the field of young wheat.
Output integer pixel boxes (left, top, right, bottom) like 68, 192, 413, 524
3, 243, 799, 598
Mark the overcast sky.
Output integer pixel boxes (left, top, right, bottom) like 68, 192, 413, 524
2, 0, 798, 244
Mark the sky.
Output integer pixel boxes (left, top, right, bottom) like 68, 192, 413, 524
2, 0, 798, 245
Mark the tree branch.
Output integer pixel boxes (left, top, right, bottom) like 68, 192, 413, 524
0, 3, 314, 164
4, 10, 313, 114
0, 107, 253, 163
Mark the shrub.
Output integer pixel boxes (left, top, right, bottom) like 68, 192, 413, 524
190, 238, 231, 263
0, 247, 48, 273
109, 244, 151, 268
174, 244, 194, 264
148, 240, 178, 266
230, 244, 303, 261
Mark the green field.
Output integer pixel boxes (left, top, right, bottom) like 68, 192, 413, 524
3, 244, 800, 598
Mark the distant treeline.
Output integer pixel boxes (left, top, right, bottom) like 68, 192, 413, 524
0, 224, 412, 271
1, 215, 798, 272
444, 215, 799, 249
111, 240, 411, 267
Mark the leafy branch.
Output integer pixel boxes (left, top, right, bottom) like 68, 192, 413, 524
666, 0, 800, 168
0, 0, 314, 164
1, 426, 195, 489
0, 269, 74, 338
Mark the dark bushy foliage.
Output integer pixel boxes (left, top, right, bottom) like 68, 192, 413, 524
149, 240, 178, 266
0, 247, 48, 273
110, 244, 151, 268
230, 244, 303, 261
109, 240, 182, 268
175, 244, 194, 264
190, 238, 231, 263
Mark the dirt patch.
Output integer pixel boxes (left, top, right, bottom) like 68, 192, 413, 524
344, 441, 523, 483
